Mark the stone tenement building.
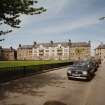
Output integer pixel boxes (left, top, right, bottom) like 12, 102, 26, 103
95, 44, 105, 61
0, 46, 17, 60
17, 41, 91, 61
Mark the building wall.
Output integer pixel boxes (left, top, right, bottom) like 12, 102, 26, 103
17, 42, 91, 61
95, 48, 105, 61
17, 48, 32, 60
70, 47, 90, 60
1, 50, 16, 60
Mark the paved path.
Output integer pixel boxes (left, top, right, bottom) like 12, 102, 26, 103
0, 62, 105, 105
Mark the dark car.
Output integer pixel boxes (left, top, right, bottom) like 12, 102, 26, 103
91, 59, 99, 71
67, 60, 96, 80
90, 58, 101, 71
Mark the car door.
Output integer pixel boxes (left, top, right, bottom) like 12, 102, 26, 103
89, 62, 95, 73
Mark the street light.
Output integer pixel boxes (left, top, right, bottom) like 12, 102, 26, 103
68, 39, 71, 61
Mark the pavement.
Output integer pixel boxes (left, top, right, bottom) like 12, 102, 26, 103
0, 62, 105, 105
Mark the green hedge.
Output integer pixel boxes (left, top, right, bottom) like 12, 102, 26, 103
0, 61, 73, 83
0, 60, 69, 68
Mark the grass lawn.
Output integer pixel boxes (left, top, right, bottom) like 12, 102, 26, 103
0, 60, 68, 68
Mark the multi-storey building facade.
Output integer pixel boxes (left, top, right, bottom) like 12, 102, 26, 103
70, 42, 91, 60
17, 44, 33, 60
95, 44, 105, 61
17, 41, 91, 61
0, 47, 17, 60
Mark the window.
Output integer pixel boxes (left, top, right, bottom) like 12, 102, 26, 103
46, 50, 49, 52
57, 48, 62, 52
52, 50, 55, 52
34, 50, 37, 53
64, 48, 68, 52
39, 49, 44, 52
29, 50, 32, 54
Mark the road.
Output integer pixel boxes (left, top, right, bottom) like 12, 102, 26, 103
0, 62, 105, 105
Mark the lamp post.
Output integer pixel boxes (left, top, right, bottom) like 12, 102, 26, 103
68, 39, 71, 61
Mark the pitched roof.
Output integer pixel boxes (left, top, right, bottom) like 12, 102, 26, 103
18, 42, 90, 49
19, 45, 33, 49
2, 48, 16, 52
96, 44, 105, 49
71, 42, 90, 47
39, 42, 69, 47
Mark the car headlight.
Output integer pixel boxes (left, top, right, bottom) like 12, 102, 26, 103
82, 71, 87, 75
67, 70, 71, 74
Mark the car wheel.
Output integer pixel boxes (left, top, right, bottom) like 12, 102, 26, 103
87, 75, 92, 81
95, 68, 97, 72
68, 77, 71, 80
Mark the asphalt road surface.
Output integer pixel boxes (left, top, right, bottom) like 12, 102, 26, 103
0, 62, 105, 105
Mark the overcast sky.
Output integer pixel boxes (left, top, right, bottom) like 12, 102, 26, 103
1, 0, 105, 50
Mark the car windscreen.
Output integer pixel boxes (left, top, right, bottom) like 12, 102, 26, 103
70, 64, 86, 71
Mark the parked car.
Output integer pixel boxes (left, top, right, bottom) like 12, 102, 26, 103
67, 60, 96, 81
90, 57, 101, 71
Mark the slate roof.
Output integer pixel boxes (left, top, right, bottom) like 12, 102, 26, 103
18, 42, 90, 49
39, 42, 69, 47
2, 48, 16, 52
96, 44, 105, 49
71, 42, 90, 47
19, 45, 33, 49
